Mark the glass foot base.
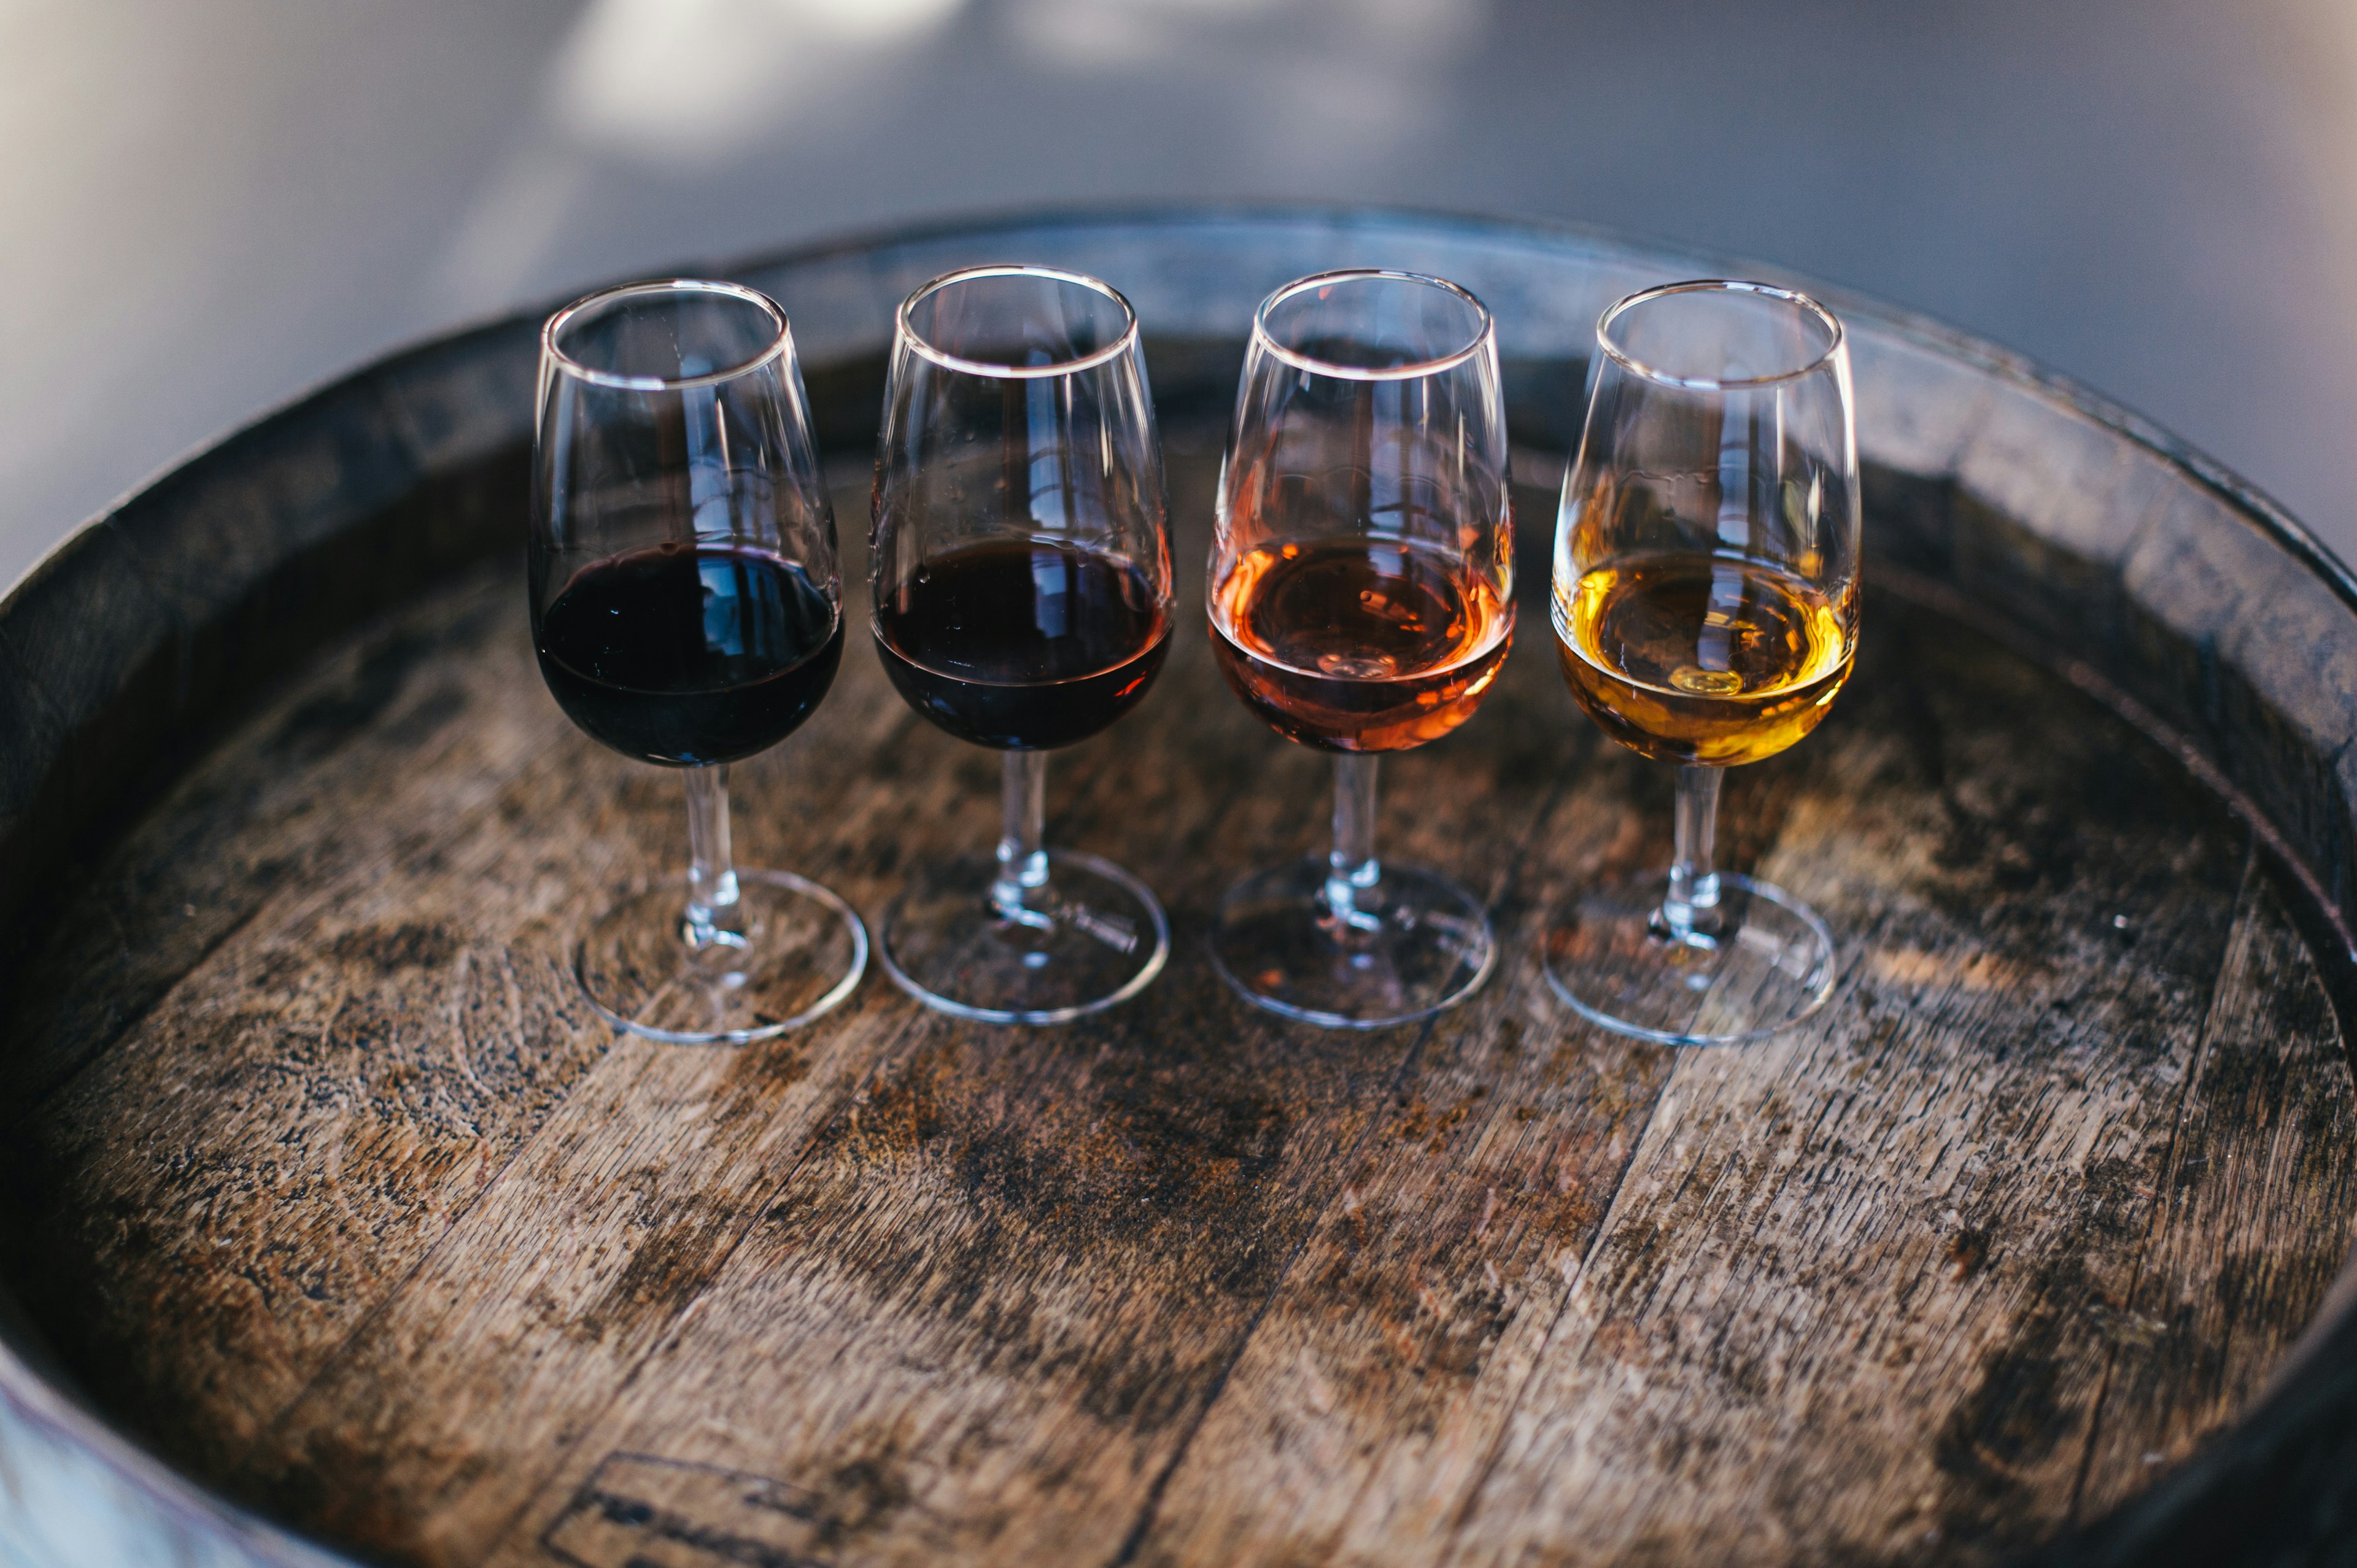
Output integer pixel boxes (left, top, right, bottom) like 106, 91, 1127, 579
575, 868, 869, 1044
1210, 858, 1496, 1029
880, 849, 1170, 1025
1542, 870, 1835, 1046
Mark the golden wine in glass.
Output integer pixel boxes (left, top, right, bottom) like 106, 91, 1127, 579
1545, 279, 1859, 1045
1555, 554, 1852, 766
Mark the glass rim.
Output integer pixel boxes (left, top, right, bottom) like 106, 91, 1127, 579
1596, 279, 1845, 390
542, 278, 792, 392
895, 263, 1141, 379
1251, 269, 1495, 382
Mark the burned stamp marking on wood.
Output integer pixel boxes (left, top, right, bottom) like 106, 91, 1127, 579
543, 1453, 835, 1568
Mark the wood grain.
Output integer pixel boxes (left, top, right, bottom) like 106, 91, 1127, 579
0, 581, 607, 1466
2074, 864, 2357, 1518
473, 480, 1601, 1567
3, 431, 2352, 1568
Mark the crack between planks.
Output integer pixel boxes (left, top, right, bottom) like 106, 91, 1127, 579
1104, 756, 1584, 1568
1104, 1009, 1447, 1568
2064, 831, 2258, 1526
1436, 1039, 1689, 1550
1434, 757, 1857, 1553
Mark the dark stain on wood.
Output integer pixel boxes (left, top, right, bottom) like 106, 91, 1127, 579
326, 922, 462, 976
574, 1203, 737, 1347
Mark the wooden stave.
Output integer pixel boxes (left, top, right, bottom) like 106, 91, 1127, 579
0, 206, 2351, 1567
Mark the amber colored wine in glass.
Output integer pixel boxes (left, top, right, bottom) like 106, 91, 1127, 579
1207, 269, 1513, 1028
1212, 534, 1512, 752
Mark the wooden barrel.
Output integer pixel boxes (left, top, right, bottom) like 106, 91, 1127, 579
4, 208, 2355, 1568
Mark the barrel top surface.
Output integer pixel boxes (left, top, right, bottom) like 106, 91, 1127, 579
3, 207, 2356, 1568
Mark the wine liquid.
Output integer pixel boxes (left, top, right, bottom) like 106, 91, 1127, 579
536, 543, 842, 767
1210, 538, 1513, 752
1554, 552, 1852, 766
873, 538, 1169, 750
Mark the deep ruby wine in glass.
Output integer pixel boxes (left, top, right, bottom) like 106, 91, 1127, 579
533, 279, 867, 1043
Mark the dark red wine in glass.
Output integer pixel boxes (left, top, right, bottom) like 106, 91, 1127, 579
872, 537, 1167, 751
538, 543, 843, 765
532, 279, 867, 1044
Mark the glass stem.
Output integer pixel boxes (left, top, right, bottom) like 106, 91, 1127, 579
992, 749, 1051, 921
1657, 763, 1725, 943
1325, 753, 1384, 932
683, 764, 745, 948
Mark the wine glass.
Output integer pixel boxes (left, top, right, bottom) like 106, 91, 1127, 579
1207, 269, 1514, 1029
533, 279, 867, 1043
1543, 279, 1859, 1045
870, 265, 1174, 1024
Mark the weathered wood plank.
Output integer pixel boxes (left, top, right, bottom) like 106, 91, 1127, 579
4, 469, 916, 1513
187, 473, 961, 1559
1125, 752, 1675, 1567
438, 452, 1579, 1568
1426, 604, 2251, 1567
0, 576, 615, 1471
0, 568, 560, 1109
476, 983, 1414, 1568
2075, 862, 2357, 1518
234, 1001, 918, 1564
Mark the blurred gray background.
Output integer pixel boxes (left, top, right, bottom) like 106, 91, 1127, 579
7, 0, 2356, 584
